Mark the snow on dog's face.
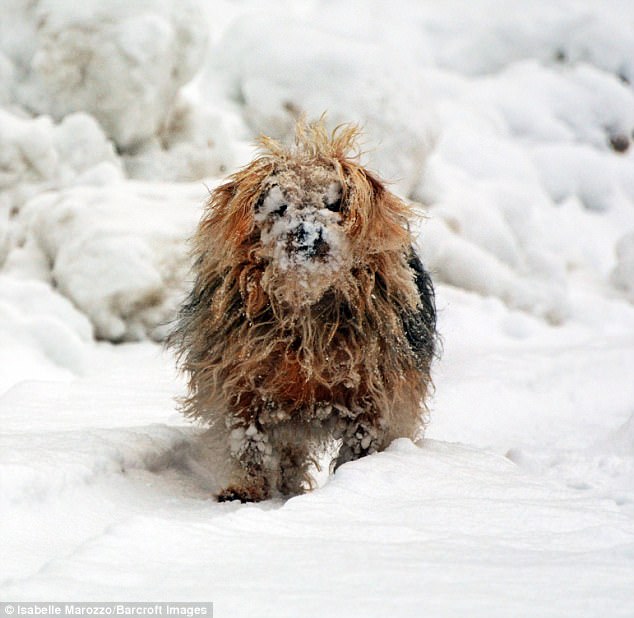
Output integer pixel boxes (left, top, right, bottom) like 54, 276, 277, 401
253, 164, 350, 306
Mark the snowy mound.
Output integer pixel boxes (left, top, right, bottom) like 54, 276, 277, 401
419, 0, 634, 81
0, 109, 120, 210
0, 276, 92, 394
205, 11, 438, 197
1, 0, 207, 150
120, 99, 247, 182
5, 182, 204, 341
412, 59, 634, 322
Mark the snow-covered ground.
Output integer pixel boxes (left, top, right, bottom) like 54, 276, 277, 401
1, 1, 634, 615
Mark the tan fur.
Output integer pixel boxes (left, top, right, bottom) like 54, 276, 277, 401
168, 120, 435, 502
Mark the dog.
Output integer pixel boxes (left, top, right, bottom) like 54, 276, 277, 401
168, 120, 437, 502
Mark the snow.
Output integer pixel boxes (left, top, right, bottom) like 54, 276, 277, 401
612, 232, 634, 300
5, 181, 204, 341
1, 0, 208, 150
206, 10, 438, 196
0, 108, 121, 210
0, 276, 92, 395
1, 340, 633, 616
1, 0, 634, 615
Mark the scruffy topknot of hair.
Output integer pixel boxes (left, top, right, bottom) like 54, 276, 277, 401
259, 118, 363, 162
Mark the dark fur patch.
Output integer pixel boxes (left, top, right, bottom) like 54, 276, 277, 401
401, 248, 437, 369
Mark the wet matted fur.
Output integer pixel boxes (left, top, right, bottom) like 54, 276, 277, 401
168, 120, 437, 502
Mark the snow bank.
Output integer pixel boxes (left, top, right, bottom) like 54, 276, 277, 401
412, 55, 634, 320
420, 0, 634, 82
530, 144, 624, 212
3, 0, 631, 327
205, 11, 438, 197
0, 275, 92, 395
0, 0, 208, 150
474, 61, 634, 151
0, 108, 121, 209
5, 182, 204, 342
419, 219, 569, 323
122, 98, 248, 182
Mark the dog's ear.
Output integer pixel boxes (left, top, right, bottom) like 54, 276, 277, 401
339, 162, 411, 254
198, 159, 275, 255
239, 264, 269, 319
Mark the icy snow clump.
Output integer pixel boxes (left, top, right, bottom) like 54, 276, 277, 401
0, 108, 121, 209
1, 0, 208, 150
6, 182, 204, 342
0, 275, 93, 394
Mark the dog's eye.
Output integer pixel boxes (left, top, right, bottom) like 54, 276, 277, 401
323, 181, 343, 213
255, 185, 287, 217
255, 192, 266, 212
324, 197, 342, 213
274, 203, 288, 216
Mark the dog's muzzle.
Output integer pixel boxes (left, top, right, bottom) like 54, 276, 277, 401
287, 222, 330, 260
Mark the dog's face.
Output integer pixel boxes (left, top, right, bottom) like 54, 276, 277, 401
200, 124, 414, 315
253, 163, 351, 306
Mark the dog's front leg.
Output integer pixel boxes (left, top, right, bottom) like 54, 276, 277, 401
217, 420, 274, 502
271, 435, 312, 497
332, 412, 385, 471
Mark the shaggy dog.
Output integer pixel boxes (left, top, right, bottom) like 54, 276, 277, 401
168, 121, 437, 502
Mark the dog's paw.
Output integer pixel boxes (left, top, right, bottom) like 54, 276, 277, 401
216, 482, 269, 503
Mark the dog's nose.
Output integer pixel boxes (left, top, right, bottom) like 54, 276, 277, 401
310, 231, 330, 259
295, 222, 309, 245
290, 224, 330, 259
